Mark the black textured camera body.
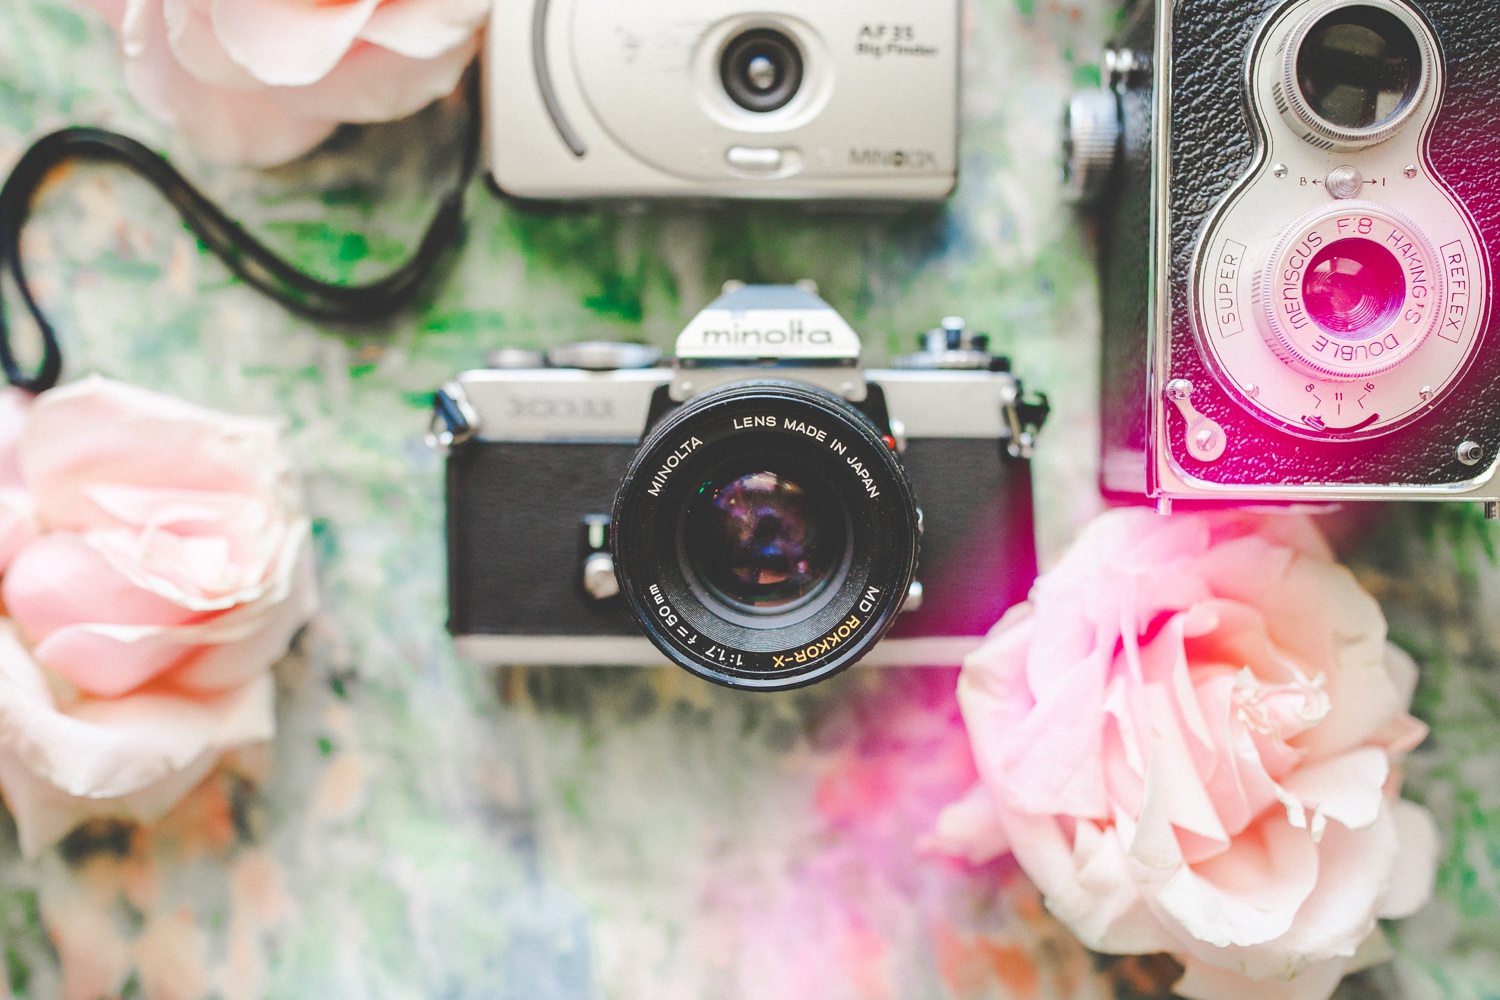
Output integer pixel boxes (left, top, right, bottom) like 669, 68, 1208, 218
445, 421, 1038, 658
1093, 0, 1500, 502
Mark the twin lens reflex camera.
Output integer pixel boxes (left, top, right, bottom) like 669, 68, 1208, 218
1066, 0, 1500, 509
430, 284, 1048, 691
484, 0, 958, 201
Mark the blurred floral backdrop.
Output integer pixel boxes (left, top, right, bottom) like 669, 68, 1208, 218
0, 0, 1496, 997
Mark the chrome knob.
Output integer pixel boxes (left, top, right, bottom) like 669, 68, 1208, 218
1062, 89, 1122, 206
545, 342, 661, 371
582, 551, 620, 600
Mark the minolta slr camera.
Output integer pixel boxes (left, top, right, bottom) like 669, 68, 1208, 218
484, 1, 958, 201
432, 284, 1047, 690
1067, 0, 1500, 509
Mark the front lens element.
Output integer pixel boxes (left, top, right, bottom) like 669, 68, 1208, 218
1302, 237, 1406, 338
1296, 5, 1422, 131
685, 463, 846, 615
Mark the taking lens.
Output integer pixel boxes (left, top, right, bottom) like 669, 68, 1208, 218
1295, 5, 1423, 132
720, 28, 804, 113
1302, 237, 1406, 338
612, 380, 918, 690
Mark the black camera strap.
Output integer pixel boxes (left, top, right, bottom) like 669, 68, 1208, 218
0, 64, 481, 394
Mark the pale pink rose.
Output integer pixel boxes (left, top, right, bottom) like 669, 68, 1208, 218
82, 0, 488, 166
0, 388, 39, 571
0, 376, 316, 855
932, 510, 1440, 1000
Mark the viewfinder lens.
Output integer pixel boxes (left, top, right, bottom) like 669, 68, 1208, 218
1296, 5, 1422, 131
1302, 237, 1406, 338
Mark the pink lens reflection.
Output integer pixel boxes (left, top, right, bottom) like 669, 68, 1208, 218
1303, 237, 1406, 339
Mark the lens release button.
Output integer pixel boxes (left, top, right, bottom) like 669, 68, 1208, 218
726, 146, 785, 172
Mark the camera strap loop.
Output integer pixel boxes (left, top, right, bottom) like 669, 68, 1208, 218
427, 381, 479, 454
0, 62, 481, 394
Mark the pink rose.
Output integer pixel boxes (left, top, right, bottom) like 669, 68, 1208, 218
932, 510, 1440, 1000
82, 0, 488, 165
0, 376, 315, 855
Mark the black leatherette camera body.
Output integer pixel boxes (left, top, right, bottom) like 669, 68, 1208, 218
444, 369, 1039, 668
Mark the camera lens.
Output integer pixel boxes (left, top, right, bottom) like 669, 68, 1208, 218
720, 28, 804, 113
684, 461, 849, 617
1302, 238, 1406, 337
613, 381, 918, 690
1259, 203, 1441, 382
1285, 3, 1428, 146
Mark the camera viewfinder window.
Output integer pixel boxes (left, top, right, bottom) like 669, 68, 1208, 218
1296, 6, 1422, 130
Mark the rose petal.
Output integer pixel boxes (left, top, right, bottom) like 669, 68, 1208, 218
115, 0, 338, 164
0, 747, 219, 859
999, 808, 1176, 955
927, 783, 1009, 864
22, 376, 290, 532
1174, 955, 1348, 1000
260, 35, 477, 124
0, 621, 274, 855
0, 388, 31, 487
1278, 747, 1389, 837
358, 0, 488, 59
1127, 679, 1230, 860
211, 0, 382, 87
5, 532, 200, 640
161, 0, 262, 89
992, 644, 1110, 819
1378, 799, 1439, 919
0, 489, 39, 575
20, 527, 311, 699
171, 538, 318, 691
1257, 810, 1397, 971
1154, 811, 1320, 948
1294, 637, 1411, 763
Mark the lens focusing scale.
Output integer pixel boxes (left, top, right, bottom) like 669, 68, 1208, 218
612, 381, 919, 690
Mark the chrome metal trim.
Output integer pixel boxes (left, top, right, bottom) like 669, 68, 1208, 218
1147, 0, 1174, 499
532, 0, 587, 157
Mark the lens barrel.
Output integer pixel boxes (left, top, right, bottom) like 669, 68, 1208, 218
1280, 1, 1431, 149
613, 381, 919, 690
720, 28, 804, 113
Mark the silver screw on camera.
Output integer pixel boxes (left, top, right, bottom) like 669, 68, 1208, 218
1457, 441, 1485, 467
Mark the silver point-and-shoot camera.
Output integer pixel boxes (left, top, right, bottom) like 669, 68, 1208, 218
484, 1, 959, 201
